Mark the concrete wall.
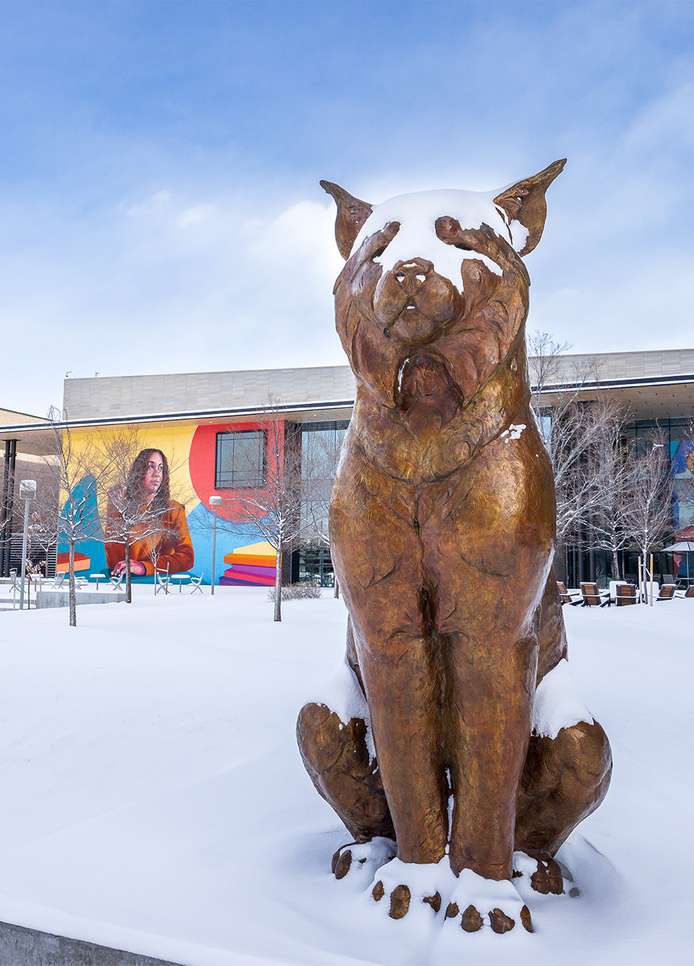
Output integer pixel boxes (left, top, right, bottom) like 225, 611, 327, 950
63, 365, 357, 420
36, 591, 127, 608
0, 920, 184, 966
531, 346, 694, 386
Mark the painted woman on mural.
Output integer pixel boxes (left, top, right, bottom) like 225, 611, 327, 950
105, 448, 194, 577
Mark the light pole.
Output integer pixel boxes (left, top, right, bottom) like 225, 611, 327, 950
209, 495, 222, 596
18, 479, 37, 610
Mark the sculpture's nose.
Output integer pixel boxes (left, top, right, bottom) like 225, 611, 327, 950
392, 258, 433, 296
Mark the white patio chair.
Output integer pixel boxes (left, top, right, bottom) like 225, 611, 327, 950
154, 567, 170, 596
188, 573, 204, 594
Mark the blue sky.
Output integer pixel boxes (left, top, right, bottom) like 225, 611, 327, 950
2, 0, 693, 413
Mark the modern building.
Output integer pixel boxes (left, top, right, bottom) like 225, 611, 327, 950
1, 346, 693, 587
0, 407, 52, 577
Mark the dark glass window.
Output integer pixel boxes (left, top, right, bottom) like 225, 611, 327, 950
215, 430, 267, 488
300, 421, 349, 534
301, 421, 349, 483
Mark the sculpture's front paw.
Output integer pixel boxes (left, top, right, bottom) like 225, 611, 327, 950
445, 870, 533, 934
331, 836, 396, 881
370, 856, 453, 920
513, 851, 569, 896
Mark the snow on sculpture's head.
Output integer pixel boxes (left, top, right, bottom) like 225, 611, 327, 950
322, 160, 565, 408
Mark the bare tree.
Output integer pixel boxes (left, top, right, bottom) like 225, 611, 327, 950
586, 406, 633, 579
41, 407, 115, 627
622, 435, 674, 601
528, 329, 572, 417
226, 415, 320, 622
528, 331, 616, 548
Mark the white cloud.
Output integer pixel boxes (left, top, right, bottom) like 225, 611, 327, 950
0, 187, 348, 413
176, 204, 218, 228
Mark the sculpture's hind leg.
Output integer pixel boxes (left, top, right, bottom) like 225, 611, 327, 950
296, 700, 393, 843
515, 575, 613, 860
515, 719, 612, 859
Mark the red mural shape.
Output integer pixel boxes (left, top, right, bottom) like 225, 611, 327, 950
189, 421, 284, 520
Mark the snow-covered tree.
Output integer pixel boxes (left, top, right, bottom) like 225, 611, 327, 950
583, 405, 633, 579
41, 407, 114, 627
529, 331, 625, 550
622, 435, 674, 601
226, 414, 321, 622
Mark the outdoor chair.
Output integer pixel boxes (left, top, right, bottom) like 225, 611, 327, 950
154, 567, 170, 596
580, 582, 611, 607
656, 584, 677, 602
189, 573, 204, 594
556, 580, 582, 606
52, 572, 66, 590
109, 572, 124, 591
615, 583, 638, 606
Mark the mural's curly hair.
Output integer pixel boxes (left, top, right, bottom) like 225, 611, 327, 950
124, 448, 171, 514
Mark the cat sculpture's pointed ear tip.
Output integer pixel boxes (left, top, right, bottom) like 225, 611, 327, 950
320, 180, 342, 199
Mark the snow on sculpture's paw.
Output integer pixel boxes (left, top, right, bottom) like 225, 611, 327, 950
331, 836, 396, 881
513, 851, 569, 897
370, 856, 456, 920
444, 869, 532, 934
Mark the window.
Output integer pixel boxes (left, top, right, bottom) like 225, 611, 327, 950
215, 430, 267, 488
539, 412, 552, 445
299, 420, 349, 536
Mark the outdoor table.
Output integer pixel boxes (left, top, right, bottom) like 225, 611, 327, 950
170, 574, 191, 594
89, 573, 106, 591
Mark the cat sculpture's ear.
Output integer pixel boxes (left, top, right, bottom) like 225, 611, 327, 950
320, 180, 373, 260
493, 159, 566, 255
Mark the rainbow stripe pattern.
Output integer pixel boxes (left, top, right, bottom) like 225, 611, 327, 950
220, 540, 277, 587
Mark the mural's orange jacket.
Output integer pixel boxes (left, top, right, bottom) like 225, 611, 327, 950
105, 499, 194, 576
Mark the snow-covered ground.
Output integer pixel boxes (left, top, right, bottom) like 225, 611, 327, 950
0, 588, 691, 965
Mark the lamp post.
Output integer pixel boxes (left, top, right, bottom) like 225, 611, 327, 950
209, 495, 222, 596
18, 479, 37, 610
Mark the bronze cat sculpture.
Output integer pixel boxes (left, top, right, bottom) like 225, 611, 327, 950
297, 161, 612, 933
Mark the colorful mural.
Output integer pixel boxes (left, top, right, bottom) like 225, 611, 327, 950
671, 437, 694, 578
57, 420, 280, 585
672, 439, 694, 531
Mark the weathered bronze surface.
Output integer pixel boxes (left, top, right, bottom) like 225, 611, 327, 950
297, 161, 612, 927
